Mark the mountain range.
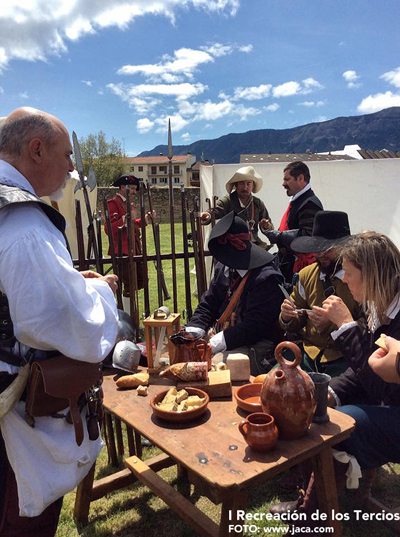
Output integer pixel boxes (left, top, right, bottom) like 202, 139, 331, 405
138, 107, 400, 164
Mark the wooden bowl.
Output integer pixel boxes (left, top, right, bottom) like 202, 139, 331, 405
235, 382, 262, 413
151, 387, 210, 423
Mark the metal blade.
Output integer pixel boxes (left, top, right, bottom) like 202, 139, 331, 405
167, 118, 173, 159
87, 166, 97, 192
72, 131, 84, 182
73, 181, 81, 194
278, 284, 293, 303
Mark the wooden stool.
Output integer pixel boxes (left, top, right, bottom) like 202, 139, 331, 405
143, 312, 181, 368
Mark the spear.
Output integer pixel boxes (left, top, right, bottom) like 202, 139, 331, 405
167, 119, 178, 312
139, 183, 150, 318
180, 185, 192, 319
125, 186, 140, 337
102, 198, 123, 309
72, 133, 101, 274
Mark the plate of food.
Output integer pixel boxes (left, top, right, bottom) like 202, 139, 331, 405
235, 382, 263, 413
151, 387, 210, 422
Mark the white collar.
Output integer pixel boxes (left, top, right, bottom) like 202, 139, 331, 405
116, 192, 126, 202
0, 159, 36, 195
223, 266, 248, 278
291, 182, 311, 202
386, 294, 400, 320
319, 268, 344, 281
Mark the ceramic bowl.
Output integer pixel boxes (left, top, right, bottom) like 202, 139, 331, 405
150, 387, 210, 423
235, 382, 262, 413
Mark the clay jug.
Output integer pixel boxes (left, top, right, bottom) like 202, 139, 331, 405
169, 330, 211, 369
261, 341, 316, 440
239, 412, 279, 452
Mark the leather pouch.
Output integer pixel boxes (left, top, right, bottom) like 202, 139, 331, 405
25, 355, 102, 446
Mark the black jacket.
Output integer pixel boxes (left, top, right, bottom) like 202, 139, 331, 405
330, 309, 400, 406
188, 261, 283, 350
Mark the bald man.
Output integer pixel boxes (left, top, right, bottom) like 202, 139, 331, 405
0, 108, 119, 536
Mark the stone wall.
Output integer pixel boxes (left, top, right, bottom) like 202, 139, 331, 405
98, 186, 201, 223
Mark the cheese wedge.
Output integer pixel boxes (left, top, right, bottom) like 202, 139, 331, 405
375, 333, 388, 351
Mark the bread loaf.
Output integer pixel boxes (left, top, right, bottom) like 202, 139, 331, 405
116, 372, 149, 389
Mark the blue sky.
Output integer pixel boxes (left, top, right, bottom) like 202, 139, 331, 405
1, 0, 400, 157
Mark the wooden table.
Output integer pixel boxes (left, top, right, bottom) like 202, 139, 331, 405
74, 371, 355, 537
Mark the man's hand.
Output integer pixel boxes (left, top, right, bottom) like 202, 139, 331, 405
281, 298, 298, 322
81, 271, 118, 294
368, 337, 400, 383
314, 295, 353, 328
260, 218, 273, 231
145, 210, 156, 225
200, 211, 211, 224
307, 307, 331, 333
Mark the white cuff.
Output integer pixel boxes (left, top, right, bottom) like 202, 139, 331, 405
331, 321, 358, 340
210, 331, 227, 354
184, 326, 205, 338
332, 449, 362, 489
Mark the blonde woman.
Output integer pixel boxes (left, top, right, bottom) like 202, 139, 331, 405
270, 232, 400, 534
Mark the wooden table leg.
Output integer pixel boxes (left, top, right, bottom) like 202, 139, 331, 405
313, 447, 342, 537
104, 412, 118, 467
219, 490, 248, 537
115, 417, 124, 456
73, 462, 96, 525
127, 425, 136, 456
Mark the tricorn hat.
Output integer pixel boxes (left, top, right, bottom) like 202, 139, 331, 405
208, 211, 274, 269
225, 166, 263, 194
291, 211, 351, 253
112, 174, 140, 188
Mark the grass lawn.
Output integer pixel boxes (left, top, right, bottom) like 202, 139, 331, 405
57, 223, 400, 536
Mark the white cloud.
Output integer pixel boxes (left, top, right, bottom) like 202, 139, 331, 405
302, 78, 324, 93
181, 132, 191, 140
118, 48, 213, 82
0, 86, 4, 94
81, 80, 93, 87
201, 43, 234, 57
18, 91, 29, 99
299, 100, 325, 107
315, 115, 327, 122
272, 78, 323, 97
380, 67, 400, 88
0, 1, 239, 71
107, 81, 207, 113
273, 81, 301, 97
232, 104, 260, 121
155, 114, 189, 133
238, 44, 253, 53
137, 118, 154, 133
357, 91, 400, 113
343, 70, 358, 82
233, 84, 272, 101
343, 70, 361, 89
265, 103, 279, 112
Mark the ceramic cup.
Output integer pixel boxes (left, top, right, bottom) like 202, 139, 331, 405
238, 412, 278, 452
308, 372, 331, 423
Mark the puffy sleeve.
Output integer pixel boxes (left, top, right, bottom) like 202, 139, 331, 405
0, 205, 118, 363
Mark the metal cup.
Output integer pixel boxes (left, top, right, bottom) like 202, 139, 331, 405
309, 372, 331, 424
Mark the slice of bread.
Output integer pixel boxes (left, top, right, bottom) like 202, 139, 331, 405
375, 333, 388, 351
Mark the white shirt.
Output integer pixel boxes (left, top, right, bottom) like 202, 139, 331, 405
0, 159, 118, 516
291, 182, 311, 202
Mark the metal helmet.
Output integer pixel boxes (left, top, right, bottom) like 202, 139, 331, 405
102, 309, 136, 368
116, 309, 135, 343
112, 340, 141, 372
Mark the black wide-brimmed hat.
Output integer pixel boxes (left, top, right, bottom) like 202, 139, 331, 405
208, 212, 274, 269
112, 174, 140, 188
291, 211, 351, 254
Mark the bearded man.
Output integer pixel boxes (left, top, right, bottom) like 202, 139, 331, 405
200, 166, 273, 249
279, 211, 361, 377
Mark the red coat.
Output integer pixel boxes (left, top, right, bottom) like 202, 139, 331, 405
104, 194, 141, 255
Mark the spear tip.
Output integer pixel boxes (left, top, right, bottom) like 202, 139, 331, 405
167, 118, 173, 160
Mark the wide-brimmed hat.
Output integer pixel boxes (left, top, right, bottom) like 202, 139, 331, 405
291, 211, 351, 253
208, 212, 274, 269
225, 166, 263, 194
112, 174, 140, 188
